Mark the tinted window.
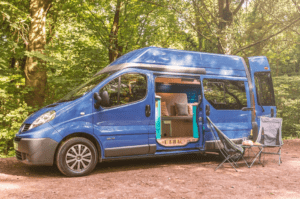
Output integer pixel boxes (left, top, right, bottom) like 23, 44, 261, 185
254, 72, 275, 106
101, 73, 147, 108
203, 79, 247, 110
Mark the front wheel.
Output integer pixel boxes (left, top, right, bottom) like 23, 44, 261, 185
56, 137, 98, 177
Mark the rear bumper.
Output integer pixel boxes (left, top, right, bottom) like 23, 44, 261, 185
14, 137, 58, 166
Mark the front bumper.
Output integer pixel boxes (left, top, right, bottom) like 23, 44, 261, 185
14, 137, 58, 166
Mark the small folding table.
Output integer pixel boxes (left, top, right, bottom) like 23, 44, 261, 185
241, 144, 264, 168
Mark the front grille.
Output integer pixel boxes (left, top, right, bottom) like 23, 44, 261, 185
22, 124, 31, 132
15, 150, 24, 160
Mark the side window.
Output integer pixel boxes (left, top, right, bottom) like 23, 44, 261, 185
254, 72, 275, 106
203, 79, 247, 110
101, 73, 147, 108
120, 73, 147, 105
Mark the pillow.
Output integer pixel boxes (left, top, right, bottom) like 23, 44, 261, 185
161, 101, 169, 116
175, 103, 188, 116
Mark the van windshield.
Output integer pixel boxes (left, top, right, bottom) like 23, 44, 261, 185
57, 72, 111, 102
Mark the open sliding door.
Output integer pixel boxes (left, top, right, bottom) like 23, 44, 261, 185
200, 75, 252, 150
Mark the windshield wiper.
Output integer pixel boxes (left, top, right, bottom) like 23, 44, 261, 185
56, 99, 72, 103
57, 97, 78, 103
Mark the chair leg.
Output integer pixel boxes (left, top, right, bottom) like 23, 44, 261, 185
241, 156, 250, 168
278, 148, 282, 165
215, 156, 229, 171
227, 159, 238, 172
215, 155, 238, 172
250, 147, 264, 168
229, 155, 239, 168
261, 151, 265, 167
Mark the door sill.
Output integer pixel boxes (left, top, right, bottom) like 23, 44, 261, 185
157, 137, 199, 147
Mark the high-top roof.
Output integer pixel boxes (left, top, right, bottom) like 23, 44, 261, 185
98, 47, 247, 77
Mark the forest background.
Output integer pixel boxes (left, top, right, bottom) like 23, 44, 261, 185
1, 0, 300, 157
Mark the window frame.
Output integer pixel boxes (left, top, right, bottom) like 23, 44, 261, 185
100, 72, 148, 109
203, 78, 248, 110
254, 71, 276, 106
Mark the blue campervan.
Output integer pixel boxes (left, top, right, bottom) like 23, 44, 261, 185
14, 47, 276, 176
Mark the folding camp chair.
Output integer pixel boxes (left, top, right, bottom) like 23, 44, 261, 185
256, 117, 283, 165
207, 117, 249, 172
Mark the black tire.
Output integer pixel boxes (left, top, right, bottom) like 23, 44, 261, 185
56, 137, 98, 177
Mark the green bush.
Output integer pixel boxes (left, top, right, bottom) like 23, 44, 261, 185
0, 73, 37, 157
273, 75, 300, 138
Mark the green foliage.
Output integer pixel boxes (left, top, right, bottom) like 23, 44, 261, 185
0, 0, 300, 157
273, 75, 300, 138
0, 71, 37, 157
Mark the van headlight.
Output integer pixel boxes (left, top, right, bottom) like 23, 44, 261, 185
29, 110, 56, 130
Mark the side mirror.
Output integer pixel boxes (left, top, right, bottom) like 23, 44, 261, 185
94, 92, 102, 109
94, 91, 110, 109
100, 91, 109, 107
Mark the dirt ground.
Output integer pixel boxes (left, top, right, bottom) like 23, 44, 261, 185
0, 139, 300, 199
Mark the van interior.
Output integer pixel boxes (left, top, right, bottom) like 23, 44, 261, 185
155, 77, 201, 147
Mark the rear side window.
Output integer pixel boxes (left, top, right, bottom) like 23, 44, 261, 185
203, 79, 247, 110
254, 72, 275, 106
101, 73, 147, 108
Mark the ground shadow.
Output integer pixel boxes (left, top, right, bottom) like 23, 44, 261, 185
0, 153, 223, 177
92, 153, 223, 175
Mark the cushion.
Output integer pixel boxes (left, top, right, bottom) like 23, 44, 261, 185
188, 103, 198, 116
161, 101, 169, 116
170, 105, 176, 116
175, 103, 189, 116
156, 93, 188, 115
188, 104, 193, 116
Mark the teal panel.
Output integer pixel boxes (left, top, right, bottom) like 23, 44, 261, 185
155, 98, 161, 139
193, 106, 199, 138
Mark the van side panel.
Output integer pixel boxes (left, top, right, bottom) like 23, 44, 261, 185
93, 69, 155, 158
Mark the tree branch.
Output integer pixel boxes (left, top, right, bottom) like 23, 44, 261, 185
82, 1, 109, 35
292, 0, 300, 13
201, 0, 218, 26
232, 0, 245, 16
192, 0, 214, 38
233, 16, 300, 54
136, 10, 153, 46
141, 0, 215, 43
260, 6, 300, 36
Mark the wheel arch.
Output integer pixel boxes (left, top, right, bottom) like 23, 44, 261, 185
54, 132, 102, 164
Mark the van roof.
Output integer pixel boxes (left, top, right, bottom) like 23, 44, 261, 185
98, 47, 247, 77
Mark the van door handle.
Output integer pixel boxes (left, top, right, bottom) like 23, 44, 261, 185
145, 105, 151, 117
241, 107, 254, 111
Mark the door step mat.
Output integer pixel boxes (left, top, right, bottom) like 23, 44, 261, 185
157, 137, 198, 146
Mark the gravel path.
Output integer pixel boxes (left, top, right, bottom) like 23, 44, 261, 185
1, 139, 299, 199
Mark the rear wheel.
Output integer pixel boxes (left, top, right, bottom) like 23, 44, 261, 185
56, 137, 98, 177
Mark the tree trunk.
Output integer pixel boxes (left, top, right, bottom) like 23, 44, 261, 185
192, 0, 202, 52
217, 0, 244, 54
109, 0, 122, 63
24, 0, 52, 107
